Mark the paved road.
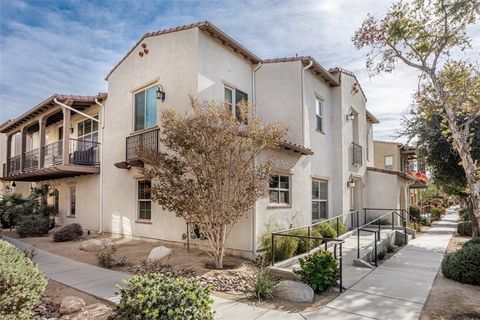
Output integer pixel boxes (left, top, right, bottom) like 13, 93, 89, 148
3, 209, 457, 320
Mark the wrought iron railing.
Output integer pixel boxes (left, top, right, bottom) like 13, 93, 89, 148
126, 128, 159, 161
70, 139, 100, 166
8, 155, 21, 175
23, 148, 39, 172
352, 142, 362, 166
43, 140, 63, 167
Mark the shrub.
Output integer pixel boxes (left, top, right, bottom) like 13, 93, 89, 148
110, 273, 213, 320
313, 223, 337, 239
16, 215, 50, 237
328, 220, 346, 235
53, 223, 83, 242
377, 250, 386, 260
248, 269, 277, 301
294, 250, 340, 293
0, 240, 47, 320
409, 205, 421, 219
459, 208, 471, 222
441, 244, 480, 285
291, 229, 322, 255
261, 232, 298, 262
429, 208, 443, 222
463, 237, 480, 248
407, 221, 421, 232
457, 221, 473, 236
97, 245, 118, 269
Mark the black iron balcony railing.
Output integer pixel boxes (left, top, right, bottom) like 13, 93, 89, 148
70, 139, 100, 166
352, 142, 362, 166
126, 128, 159, 161
24, 148, 39, 172
8, 155, 21, 175
43, 140, 63, 167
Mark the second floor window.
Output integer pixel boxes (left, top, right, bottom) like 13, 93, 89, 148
224, 86, 248, 121
269, 175, 290, 205
78, 116, 99, 142
135, 86, 157, 131
384, 155, 393, 170
316, 99, 324, 133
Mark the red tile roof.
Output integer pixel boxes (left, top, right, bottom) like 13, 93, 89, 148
280, 139, 314, 155
367, 166, 418, 181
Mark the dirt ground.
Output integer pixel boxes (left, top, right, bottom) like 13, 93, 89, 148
420, 235, 480, 320
3, 230, 250, 276
43, 280, 113, 307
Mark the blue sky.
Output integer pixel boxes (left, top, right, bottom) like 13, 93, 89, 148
1, 0, 479, 141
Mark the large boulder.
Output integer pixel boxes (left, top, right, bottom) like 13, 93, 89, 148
147, 246, 172, 261
65, 303, 113, 320
272, 280, 314, 303
59, 296, 85, 315
80, 239, 105, 252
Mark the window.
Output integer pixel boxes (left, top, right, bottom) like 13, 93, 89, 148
134, 86, 157, 131
53, 189, 59, 213
269, 175, 290, 205
312, 180, 328, 221
384, 155, 393, 170
77, 116, 99, 142
69, 186, 76, 217
315, 99, 324, 132
137, 180, 152, 220
224, 86, 248, 121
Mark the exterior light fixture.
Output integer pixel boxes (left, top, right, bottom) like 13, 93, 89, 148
11, 181, 16, 188
346, 109, 355, 121
156, 85, 166, 102
347, 175, 355, 188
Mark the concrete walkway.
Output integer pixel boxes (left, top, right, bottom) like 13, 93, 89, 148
3, 209, 457, 320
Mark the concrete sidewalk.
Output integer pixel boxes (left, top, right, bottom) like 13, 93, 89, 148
3, 209, 457, 320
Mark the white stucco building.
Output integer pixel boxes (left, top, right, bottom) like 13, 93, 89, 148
0, 21, 418, 257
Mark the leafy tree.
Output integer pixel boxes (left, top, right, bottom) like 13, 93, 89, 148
353, 0, 480, 235
138, 98, 287, 268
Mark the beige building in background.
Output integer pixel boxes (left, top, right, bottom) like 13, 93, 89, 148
0, 21, 421, 257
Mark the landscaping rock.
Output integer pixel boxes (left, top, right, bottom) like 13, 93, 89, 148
147, 246, 172, 261
59, 296, 85, 315
80, 239, 105, 252
68, 303, 113, 320
272, 280, 314, 303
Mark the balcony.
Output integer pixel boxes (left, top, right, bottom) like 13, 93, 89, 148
3, 138, 100, 181
114, 128, 159, 169
352, 142, 362, 166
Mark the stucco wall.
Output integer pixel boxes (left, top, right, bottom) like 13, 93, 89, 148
374, 141, 400, 170
365, 170, 410, 217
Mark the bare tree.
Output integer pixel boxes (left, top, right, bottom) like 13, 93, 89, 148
138, 98, 287, 268
353, 0, 480, 235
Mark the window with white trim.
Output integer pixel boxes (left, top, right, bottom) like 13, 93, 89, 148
134, 86, 157, 131
137, 180, 152, 220
269, 175, 290, 204
224, 86, 248, 121
384, 155, 393, 170
69, 186, 76, 217
315, 99, 324, 132
312, 180, 328, 221
77, 116, 99, 142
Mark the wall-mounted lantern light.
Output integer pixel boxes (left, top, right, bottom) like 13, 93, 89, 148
11, 181, 16, 188
346, 109, 355, 121
347, 175, 356, 188
156, 85, 166, 102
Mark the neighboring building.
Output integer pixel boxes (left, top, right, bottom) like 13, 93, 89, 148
0, 21, 419, 257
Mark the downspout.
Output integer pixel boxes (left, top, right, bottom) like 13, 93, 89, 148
54, 98, 104, 233
95, 98, 105, 233
301, 60, 313, 146
251, 62, 262, 255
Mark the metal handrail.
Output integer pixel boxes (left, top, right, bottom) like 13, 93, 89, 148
357, 228, 378, 267
270, 232, 345, 292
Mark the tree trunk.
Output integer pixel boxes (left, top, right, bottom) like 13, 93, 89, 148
430, 74, 480, 237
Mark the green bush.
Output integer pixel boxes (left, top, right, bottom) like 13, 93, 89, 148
429, 208, 443, 222
0, 240, 47, 320
294, 250, 340, 293
328, 220, 346, 235
261, 232, 298, 262
463, 237, 480, 248
53, 223, 83, 242
409, 205, 421, 219
248, 269, 277, 301
407, 221, 421, 232
16, 215, 50, 237
459, 208, 471, 222
457, 221, 473, 236
313, 223, 337, 239
441, 244, 480, 286
110, 273, 213, 320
